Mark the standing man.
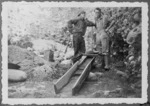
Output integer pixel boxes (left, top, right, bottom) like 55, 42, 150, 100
67, 10, 95, 63
94, 8, 110, 70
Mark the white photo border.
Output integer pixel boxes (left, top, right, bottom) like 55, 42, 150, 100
1, 1, 148, 105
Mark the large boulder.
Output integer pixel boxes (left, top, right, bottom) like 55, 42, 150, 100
8, 69, 27, 82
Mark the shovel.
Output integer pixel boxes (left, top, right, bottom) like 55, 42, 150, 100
62, 33, 72, 60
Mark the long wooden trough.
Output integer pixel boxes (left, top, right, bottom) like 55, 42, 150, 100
54, 56, 87, 94
54, 56, 95, 95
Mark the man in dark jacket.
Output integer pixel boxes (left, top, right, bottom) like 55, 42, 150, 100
68, 11, 95, 63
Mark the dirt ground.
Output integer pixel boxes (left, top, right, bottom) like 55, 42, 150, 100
8, 65, 141, 98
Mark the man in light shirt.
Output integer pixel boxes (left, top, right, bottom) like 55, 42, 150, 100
94, 8, 110, 70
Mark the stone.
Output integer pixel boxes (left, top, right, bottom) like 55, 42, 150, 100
33, 56, 49, 66
60, 59, 72, 65
64, 50, 74, 60
126, 24, 141, 45
138, 56, 141, 63
91, 90, 108, 98
27, 47, 33, 51
116, 70, 128, 78
60, 59, 72, 68
128, 56, 134, 62
8, 69, 27, 82
110, 88, 123, 93
130, 60, 136, 66
123, 18, 128, 25
87, 72, 97, 81
133, 13, 141, 22
22, 41, 33, 48
95, 72, 104, 78
33, 50, 40, 56
103, 91, 110, 96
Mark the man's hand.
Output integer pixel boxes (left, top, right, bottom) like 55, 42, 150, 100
67, 29, 72, 34
105, 28, 109, 32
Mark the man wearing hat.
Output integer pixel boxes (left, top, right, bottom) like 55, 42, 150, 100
94, 8, 110, 70
68, 10, 95, 63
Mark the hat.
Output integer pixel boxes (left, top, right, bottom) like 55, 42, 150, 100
95, 8, 101, 13
94, 8, 103, 15
78, 10, 86, 16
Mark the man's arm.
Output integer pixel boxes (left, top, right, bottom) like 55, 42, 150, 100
67, 18, 79, 33
85, 19, 96, 27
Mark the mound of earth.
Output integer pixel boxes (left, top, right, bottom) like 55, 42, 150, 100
31, 64, 54, 81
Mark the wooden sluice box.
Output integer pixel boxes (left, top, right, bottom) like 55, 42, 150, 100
54, 55, 96, 96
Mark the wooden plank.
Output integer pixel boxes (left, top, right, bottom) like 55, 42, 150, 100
82, 52, 103, 57
72, 57, 95, 95
54, 61, 79, 94
78, 58, 91, 70
82, 54, 98, 57
78, 56, 87, 65
74, 58, 91, 75
54, 56, 87, 94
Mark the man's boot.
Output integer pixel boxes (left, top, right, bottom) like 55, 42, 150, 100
104, 55, 110, 70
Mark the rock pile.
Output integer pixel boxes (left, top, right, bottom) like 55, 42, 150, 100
8, 45, 55, 81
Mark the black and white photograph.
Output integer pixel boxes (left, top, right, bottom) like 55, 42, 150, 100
1, 1, 148, 104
